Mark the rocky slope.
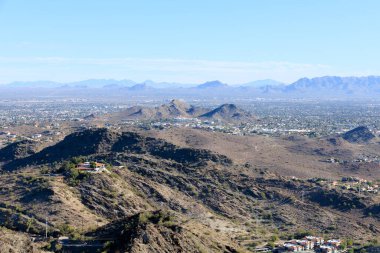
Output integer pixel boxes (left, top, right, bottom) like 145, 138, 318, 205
0, 139, 39, 162
2, 128, 231, 170
89, 210, 242, 253
1, 128, 380, 252
0, 228, 45, 253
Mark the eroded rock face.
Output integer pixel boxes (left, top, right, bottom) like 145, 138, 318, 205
342, 126, 375, 143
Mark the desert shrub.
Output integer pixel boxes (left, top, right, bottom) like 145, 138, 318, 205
262, 212, 272, 220
247, 242, 258, 248
26, 218, 36, 232
56, 223, 81, 239
71, 156, 85, 165
270, 235, 279, 242
40, 166, 50, 174
138, 210, 176, 227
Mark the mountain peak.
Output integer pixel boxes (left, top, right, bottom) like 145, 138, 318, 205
197, 80, 228, 89
222, 103, 236, 108
128, 83, 153, 91
168, 99, 191, 110
199, 103, 254, 122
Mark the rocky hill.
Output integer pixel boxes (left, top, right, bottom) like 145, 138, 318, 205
342, 126, 376, 143
199, 103, 255, 122
110, 99, 207, 121
1, 128, 380, 252
109, 100, 255, 123
2, 128, 232, 170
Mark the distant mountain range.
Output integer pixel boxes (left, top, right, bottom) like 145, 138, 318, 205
258, 76, 380, 98
0, 79, 279, 89
2, 76, 380, 99
282, 76, 380, 97
6, 79, 136, 88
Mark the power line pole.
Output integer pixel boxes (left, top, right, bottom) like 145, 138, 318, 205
45, 217, 48, 239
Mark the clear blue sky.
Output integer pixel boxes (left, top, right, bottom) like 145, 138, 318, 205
0, 0, 379, 84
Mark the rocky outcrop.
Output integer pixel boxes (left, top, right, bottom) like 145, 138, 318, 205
342, 126, 375, 143
199, 103, 255, 122
113, 99, 207, 121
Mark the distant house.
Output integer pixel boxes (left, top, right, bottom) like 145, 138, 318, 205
283, 236, 330, 252
319, 245, 337, 253
305, 236, 324, 245
284, 240, 312, 251
296, 240, 314, 250
326, 239, 341, 248
8, 133, 17, 139
284, 243, 304, 252
32, 134, 42, 139
77, 162, 106, 173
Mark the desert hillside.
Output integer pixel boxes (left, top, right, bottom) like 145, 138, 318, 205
1, 128, 380, 252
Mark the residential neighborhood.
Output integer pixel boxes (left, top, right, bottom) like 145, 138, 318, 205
279, 236, 342, 253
